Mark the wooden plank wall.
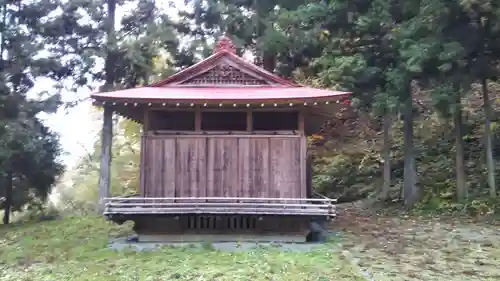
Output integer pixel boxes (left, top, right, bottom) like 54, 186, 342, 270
141, 135, 305, 199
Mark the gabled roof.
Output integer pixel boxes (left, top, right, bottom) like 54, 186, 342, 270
91, 36, 350, 104
149, 36, 297, 87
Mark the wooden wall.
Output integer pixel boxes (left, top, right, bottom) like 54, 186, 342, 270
140, 135, 307, 199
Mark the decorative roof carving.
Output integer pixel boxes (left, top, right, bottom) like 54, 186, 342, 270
213, 36, 236, 54
146, 34, 297, 87
180, 63, 270, 85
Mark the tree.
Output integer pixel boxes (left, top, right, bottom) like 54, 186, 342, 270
177, 0, 309, 73
415, 0, 500, 201
0, 111, 64, 224
0, 0, 74, 223
460, 1, 500, 197
51, 0, 180, 211
38, 0, 181, 98
277, 0, 436, 205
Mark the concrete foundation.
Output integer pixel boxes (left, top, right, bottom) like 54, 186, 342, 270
137, 233, 306, 243
109, 238, 327, 252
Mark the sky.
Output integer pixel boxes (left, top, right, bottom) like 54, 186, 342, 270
35, 81, 98, 167
33, 0, 185, 169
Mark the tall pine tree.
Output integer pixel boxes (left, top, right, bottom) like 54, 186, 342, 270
0, 0, 67, 223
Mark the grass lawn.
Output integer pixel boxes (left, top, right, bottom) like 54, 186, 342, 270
3, 206, 497, 281
0, 216, 365, 281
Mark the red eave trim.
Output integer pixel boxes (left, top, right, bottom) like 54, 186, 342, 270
89, 88, 352, 103
90, 93, 352, 102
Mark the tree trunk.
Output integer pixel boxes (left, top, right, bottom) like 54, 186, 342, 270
0, 2, 6, 61
3, 171, 12, 225
262, 52, 276, 73
98, 106, 113, 213
482, 78, 496, 197
403, 90, 418, 206
95, 0, 117, 213
143, 72, 150, 86
380, 113, 391, 200
102, 0, 117, 92
454, 93, 467, 201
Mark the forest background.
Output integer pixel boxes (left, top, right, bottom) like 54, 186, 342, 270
2, 0, 500, 224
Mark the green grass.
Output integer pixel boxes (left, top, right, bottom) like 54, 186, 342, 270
0, 216, 364, 281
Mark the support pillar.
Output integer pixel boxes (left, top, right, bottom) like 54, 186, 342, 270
98, 106, 113, 213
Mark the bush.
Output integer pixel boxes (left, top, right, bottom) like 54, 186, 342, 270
6, 202, 62, 224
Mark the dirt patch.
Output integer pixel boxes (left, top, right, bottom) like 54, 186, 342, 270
333, 201, 500, 281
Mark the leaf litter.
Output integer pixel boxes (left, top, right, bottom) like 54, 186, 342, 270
334, 202, 500, 281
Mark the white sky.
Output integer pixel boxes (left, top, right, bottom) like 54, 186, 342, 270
34, 81, 97, 167
34, 0, 185, 168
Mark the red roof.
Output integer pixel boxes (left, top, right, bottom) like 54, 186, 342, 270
91, 36, 350, 103
92, 86, 349, 101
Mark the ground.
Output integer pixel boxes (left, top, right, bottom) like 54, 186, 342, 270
334, 201, 500, 281
0, 205, 498, 281
0, 216, 364, 281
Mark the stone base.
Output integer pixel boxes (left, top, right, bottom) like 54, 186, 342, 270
137, 234, 307, 243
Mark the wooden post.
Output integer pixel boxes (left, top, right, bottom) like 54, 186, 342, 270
298, 109, 305, 134
195, 107, 202, 132
143, 109, 150, 131
246, 109, 252, 132
98, 106, 113, 213
140, 109, 149, 196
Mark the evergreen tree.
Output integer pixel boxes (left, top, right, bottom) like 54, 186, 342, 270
278, 0, 431, 205
53, 0, 181, 211
461, 0, 500, 197
0, 0, 66, 224
178, 0, 308, 73
415, 0, 500, 200
46, 0, 181, 93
